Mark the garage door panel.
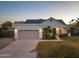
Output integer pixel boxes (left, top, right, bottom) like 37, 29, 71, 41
18, 30, 39, 40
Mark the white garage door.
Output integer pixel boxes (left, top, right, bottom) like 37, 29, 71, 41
18, 30, 39, 40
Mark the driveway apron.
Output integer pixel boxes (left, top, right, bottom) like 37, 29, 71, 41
0, 40, 38, 58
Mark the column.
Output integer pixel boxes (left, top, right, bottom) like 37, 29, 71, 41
39, 29, 42, 39
14, 29, 18, 39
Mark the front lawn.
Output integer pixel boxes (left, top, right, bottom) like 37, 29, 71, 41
37, 36, 79, 58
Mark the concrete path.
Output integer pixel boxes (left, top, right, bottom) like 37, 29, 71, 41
0, 40, 38, 58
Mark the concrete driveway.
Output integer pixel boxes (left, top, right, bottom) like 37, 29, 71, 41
0, 40, 38, 58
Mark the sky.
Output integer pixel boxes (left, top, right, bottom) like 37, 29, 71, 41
0, 1, 79, 24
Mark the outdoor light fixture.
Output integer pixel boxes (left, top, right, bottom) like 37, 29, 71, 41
15, 29, 18, 33
39, 29, 42, 39
14, 29, 18, 39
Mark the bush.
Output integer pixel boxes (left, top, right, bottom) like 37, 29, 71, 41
42, 35, 55, 39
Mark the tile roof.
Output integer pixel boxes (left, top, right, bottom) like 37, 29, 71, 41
25, 19, 66, 25
25, 19, 46, 24
56, 19, 66, 25
15, 17, 66, 26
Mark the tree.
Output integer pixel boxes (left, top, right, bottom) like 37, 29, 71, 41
0, 28, 2, 32
1, 21, 12, 31
69, 18, 79, 35
74, 18, 79, 28
69, 19, 75, 25
75, 21, 79, 28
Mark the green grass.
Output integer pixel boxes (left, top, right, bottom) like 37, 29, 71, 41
37, 36, 79, 58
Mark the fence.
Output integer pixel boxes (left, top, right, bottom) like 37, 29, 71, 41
0, 30, 14, 38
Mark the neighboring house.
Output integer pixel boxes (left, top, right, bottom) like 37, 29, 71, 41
14, 17, 68, 40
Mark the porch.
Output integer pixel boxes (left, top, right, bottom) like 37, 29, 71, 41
39, 27, 67, 40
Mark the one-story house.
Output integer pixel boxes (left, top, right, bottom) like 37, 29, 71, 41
14, 17, 68, 40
